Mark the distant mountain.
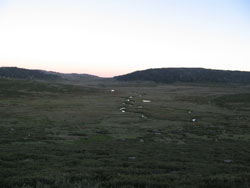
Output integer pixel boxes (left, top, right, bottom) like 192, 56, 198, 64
114, 68, 250, 84
0, 67, 101, 81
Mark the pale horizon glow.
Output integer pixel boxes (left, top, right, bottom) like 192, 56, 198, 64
0, 0, 250, 77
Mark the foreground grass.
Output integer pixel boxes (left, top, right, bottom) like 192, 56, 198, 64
0, 79, 250, 187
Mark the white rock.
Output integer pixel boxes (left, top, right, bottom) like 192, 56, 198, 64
142, 100, 151, 103
120, 107, 126, 111
128, 157, 136, 160
154, 132, 162, 135
192, 118, 197, 122
110, 89, 115, 92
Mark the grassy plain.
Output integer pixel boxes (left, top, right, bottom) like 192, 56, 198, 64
0, 78, 250, 187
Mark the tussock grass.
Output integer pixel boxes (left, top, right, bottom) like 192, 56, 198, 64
0, 79, 250, 187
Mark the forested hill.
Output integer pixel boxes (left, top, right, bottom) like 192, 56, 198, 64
0, 67, 100, 81
0, 67, 60, 80
114, 68, 250, 84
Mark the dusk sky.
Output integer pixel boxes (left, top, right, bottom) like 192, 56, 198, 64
0, 0, 249, 77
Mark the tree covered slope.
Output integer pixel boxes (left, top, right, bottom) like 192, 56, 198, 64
115, 68, 250, 84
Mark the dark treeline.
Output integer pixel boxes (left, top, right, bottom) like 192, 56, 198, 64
0, 67, 100, 81
0, 67, 60, 80
115, 68, 250, 84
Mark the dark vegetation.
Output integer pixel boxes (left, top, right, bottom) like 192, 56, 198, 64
0, 67, 100, 82
0, 68, 250, 187
115, 68, 250, 84
0, 67, 60, 80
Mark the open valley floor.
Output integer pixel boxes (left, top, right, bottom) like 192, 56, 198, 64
0, 78, 250, 188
